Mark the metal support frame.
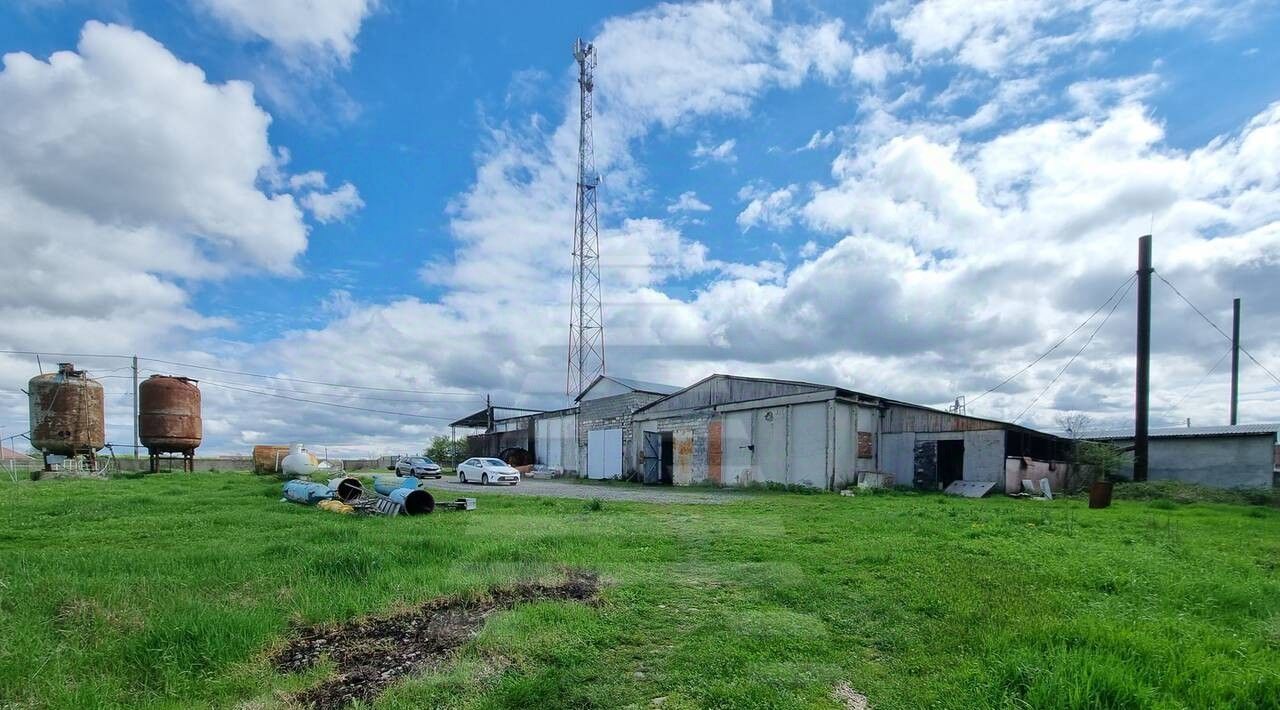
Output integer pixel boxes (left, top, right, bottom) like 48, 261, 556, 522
566, 38, 605, 400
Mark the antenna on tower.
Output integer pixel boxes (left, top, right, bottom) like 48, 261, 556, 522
566, 38, 605, 399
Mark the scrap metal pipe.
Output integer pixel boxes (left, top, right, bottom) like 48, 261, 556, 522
328, 476, 364, 502
386, 487, 434, 515
373, 475, 420, 495
283, 477, 364, 506
283, 480, 336, 505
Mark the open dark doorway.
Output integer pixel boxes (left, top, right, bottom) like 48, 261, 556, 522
937, 439, 965, 488
660, 432, 674, 485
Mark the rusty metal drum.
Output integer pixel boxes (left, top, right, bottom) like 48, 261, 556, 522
28, 363, 106, 456
138, 375, 202, 454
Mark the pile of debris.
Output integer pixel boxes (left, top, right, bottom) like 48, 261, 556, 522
282, 474, 475, 517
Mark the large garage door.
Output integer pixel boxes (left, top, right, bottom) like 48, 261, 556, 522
722, 411, 753, 486
587, 428, 623, 479
753, 407, 787, 484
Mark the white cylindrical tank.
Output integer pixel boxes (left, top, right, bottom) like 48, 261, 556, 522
280, 443, 320, 478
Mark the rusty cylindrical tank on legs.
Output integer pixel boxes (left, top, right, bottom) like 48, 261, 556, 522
28, 363, 106, 469
139, 375, 202, 472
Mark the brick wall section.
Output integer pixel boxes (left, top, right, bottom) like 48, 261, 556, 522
578, 391, 665, 478
635, 413, 713, 484
707, 419, 722, 484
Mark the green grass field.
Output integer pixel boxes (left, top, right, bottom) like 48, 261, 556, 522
1, 473, 1278, 709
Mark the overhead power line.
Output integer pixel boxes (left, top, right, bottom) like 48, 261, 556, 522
198, 380, 466, 422
0, 348, 483, 398
1169, 346, 1232, 413
151, 371, 485, 406
1013, 276, 1136, 423
138, 357, 483, 396
1154, 272, 1280, 388
968, 273, 1137, 406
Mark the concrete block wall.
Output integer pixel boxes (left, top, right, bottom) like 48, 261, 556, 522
114, 456, 254, 472
578, 391, 665, 478
1111, 434, 1276, 488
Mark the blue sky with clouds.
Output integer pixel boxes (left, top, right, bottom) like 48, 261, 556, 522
2, 0, 1279, 454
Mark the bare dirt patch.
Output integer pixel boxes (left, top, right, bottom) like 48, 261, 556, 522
833, 681, 871, 710
270, 570, 600, 708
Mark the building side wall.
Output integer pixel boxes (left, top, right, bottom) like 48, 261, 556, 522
578, 391, 666, 478
1109, 434, 1275, 488
962, 430, 1007, 485
534, 412, 579, 471
833, 402, 856, 489
788, 402, 829, 488
881, 404, 1007, 434
642, 376, 823, 415
878, 432, 915, 485
632, 412, 714, 483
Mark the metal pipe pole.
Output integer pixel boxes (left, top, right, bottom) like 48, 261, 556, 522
132, 355, 139, 459
1230, 298, 1240, 425
1134, 235, 1152, 482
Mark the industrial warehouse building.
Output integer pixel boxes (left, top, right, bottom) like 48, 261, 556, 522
461, 373, 1072, 493
1091, 424, 1279, 489
629, 374, 1070, 492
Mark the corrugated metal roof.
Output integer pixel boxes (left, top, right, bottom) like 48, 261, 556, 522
1090, 423, 1280, 440
602, 375, 681, 395
633, 373, 1062, 439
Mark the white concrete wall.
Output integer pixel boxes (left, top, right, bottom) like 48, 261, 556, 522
962, 430, 1006, 485
752, 406, 788, 484
1111, 434, 1275, 488
534, 413, 578, 471
833, 402, 856, 489
879, 432, 915, 486
788, 402, 829, 488
722, 410, 752, 486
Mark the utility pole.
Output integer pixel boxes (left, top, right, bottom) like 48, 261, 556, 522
132, 355, 140, 459
566, 37, 605, 399
1134, 235, 1152, 482
1230, 297, 1240, 425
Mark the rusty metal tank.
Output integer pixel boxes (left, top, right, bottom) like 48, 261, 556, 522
28, 363, 106, 457
138, 375, 202, 454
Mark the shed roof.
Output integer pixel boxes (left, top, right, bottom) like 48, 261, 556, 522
1089, 423, 1280, 440
634, 373, 1059, 438
447, 405, 546, 429
574, 374, 681, 402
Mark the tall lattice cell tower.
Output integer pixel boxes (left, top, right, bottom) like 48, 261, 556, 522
566, 38, 605, 398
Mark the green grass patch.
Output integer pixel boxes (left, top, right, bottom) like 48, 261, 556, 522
0, 473, 1277, 708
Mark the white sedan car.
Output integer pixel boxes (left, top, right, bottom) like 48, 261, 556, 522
457, 457, 521, 485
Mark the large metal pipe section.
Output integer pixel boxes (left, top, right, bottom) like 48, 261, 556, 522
328, 476, 364, 502
283, 480, 336, 505
373, 475, 421, 495
386, 488, 434, 515
283, 477, 363, 506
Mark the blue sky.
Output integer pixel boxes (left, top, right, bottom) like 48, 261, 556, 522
2, 0, 1280, 454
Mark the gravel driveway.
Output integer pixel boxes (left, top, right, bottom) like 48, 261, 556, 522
421, 476, 750, 504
